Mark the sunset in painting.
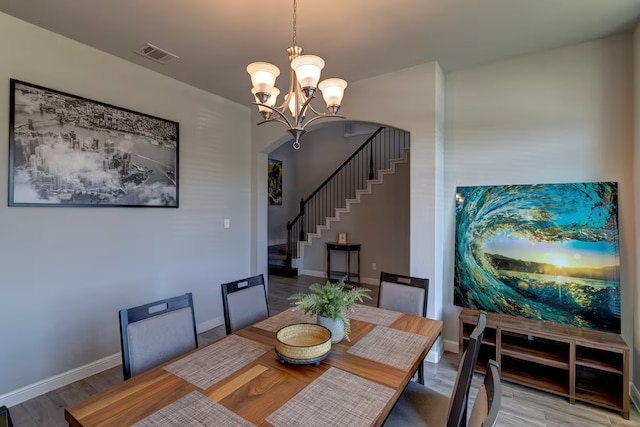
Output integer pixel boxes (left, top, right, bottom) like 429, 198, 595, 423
454, 182, 620, 333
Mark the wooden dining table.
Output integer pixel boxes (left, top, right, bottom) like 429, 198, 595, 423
65, 305, 443, 427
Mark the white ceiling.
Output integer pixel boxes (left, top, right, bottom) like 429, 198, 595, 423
1, 0, 639, 105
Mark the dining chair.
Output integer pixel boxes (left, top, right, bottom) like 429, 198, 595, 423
119, 293, 198, 380
377, 271, 429, 384
0, 406, 13, 427
221, 274, 269, 334
384, 311, 487, 427
468, 359, 502, 427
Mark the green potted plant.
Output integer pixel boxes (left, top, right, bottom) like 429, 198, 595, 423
288, 278, 371, 342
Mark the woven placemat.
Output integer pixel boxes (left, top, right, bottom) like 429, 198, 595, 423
347, 326, 428, 371
266, 367, 395, 427
164, 335, 271, 389
253, 309, 316, 332
347, 304, 401, 326
132, 390, 255, 426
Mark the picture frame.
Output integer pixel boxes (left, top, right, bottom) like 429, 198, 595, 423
9, 79, 179, 207
454, 181, 620, 333
268, 158, 282, 205
337, 232, 348, 245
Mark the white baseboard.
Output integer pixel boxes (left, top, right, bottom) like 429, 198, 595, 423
443, 339, 459, 354
631, 382, 640, 414
0, 352, 122, 408
358, 277, 380, 286
300, 269, 326, 278
196, 316, 224, 334
299, 269, 379, 286
426, 337, 444, 363
0, 316, 224, 408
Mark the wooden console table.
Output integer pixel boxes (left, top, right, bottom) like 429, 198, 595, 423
326, 243, 360, 283
459, 308, 630, 419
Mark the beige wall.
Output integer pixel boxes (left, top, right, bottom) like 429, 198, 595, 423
0, 12, 252, 402
301, 153, 410, 282
267, 125, 375, 245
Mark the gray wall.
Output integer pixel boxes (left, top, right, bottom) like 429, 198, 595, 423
633, 23, 640, 397
0, 12, 252, 399
267, 124, 378, 245
443, 34, 635, 358
301, 154, 410, 283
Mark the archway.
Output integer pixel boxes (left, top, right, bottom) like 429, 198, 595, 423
250, 61, 444, 362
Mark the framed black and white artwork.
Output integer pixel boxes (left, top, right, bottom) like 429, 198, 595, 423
9, 79, 179, 207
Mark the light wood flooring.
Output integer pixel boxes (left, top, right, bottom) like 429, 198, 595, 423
8, 274, 640, 426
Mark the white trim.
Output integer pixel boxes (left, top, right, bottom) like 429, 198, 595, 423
299, 269, 326, 278
0, 316, 224, 407
0, 353, 122, 408
631, 382, 640, 414
298, 269, 379, 286
196, 316, 224, 334
426, 337, 444, 363
358, 277, 380, 286
443, 338, 459, 354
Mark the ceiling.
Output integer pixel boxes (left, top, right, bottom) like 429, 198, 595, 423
1, 0, 639, 106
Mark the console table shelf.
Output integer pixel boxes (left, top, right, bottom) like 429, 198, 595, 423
459, 308, 630, 419
326, 243, 361, 284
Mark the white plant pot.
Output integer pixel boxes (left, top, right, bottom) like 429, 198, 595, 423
317, 315, 345, 343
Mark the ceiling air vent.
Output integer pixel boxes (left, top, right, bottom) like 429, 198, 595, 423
135, 43, 179, 64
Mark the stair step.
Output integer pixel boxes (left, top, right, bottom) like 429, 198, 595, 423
268, 265, 298, 277
290, 131, 410, 258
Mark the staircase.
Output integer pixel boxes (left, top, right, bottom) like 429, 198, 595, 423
271, 126, 410, 276
300, 147, 409, 248
268, 243, 298, 277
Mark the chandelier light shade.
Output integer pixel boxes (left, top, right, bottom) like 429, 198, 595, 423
247, 62, 280, 102
252, 87, 280, 117
290, 55, 325, 93
318, 78, 348, 113
246, 0, 347, 149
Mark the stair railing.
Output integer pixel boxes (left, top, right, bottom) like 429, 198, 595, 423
286, 126, 410, 265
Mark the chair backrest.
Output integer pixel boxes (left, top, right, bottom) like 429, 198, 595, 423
447, 311, 487, 427
0, 406, 13, 427
221, 274, 269, 334
468, 360, 502, 427
119, 293, 197, 380
377, 272, 429, 317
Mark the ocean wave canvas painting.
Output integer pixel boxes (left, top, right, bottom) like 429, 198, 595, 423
454, 182, 621, 333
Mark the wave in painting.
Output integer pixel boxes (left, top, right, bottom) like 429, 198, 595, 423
454, 182, 621, 333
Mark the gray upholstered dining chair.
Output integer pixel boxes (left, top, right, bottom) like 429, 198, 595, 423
384, 311, 487, 427
468, 359, 502, 427
221, 274, 269, 334
0, 406, 13, 427
119, 293, 198, 380
378, 271, 429, 384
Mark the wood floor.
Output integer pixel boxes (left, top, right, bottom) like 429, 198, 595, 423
8, 274, 639, 426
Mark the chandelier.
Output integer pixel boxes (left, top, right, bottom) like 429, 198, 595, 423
247, 0, 347, 149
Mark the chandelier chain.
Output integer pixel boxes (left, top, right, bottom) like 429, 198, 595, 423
292, 0, 297, 46
247, 0, 347, 148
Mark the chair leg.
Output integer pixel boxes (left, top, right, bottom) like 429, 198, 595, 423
418, 363, 425, 385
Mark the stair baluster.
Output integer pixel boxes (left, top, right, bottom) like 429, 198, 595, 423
283, 127, 409, 272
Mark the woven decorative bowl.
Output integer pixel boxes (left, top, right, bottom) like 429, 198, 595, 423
275, 323, 332, 366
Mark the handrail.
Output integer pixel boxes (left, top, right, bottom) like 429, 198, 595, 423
284, 126, 409, 265
304, 126, 385, 204
287, 126, 385, 226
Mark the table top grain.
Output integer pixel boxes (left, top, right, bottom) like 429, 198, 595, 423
65, 308, 443, 427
